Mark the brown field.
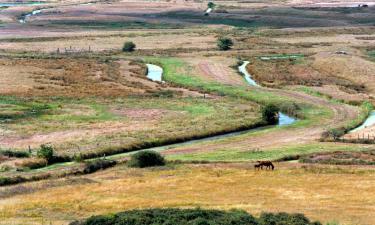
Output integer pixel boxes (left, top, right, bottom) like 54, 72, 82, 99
0, 163, 375, 225
0, 0, 375, 224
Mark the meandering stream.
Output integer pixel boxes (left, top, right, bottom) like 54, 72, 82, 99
146, 64, 163, 82
238, 61, 296, 126
34, 62, 298, 171
19, 8, 44, 23
350, 111, 375, 132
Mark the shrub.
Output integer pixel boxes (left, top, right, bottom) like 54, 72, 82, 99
128, 151, 165, 168
83, 159, 116, 174
207, 2, 215, 8
15, 158, 48, 169
122, 41, 136, 52
37, 144, 54, 163
279, 102, 300, 118
258, 212, 322, 225
71, 208, 323, 225
0, 149, 30, 158
71, 208, 258, 225
322, 128, 345, 141
217, 37, 233, 51
262, 104, 279, 125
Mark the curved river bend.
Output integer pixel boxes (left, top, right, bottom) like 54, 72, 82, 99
238, 61, 296, 126
350, 111, 375, 133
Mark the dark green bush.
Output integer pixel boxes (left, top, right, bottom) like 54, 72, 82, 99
71, 208, 323, 225
262, 104, 279, 125
258, 212, 322, 225
128, 151, 166, 168
0, 149, 30, 158
71, 208, 258, 225
83, 159, 116, 174
123, 41, 136, 52
207, 2, 215, 8
217, 37, 233, 51
37, 144, 54, 163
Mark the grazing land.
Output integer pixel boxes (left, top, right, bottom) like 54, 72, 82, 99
0, 0, 374, 224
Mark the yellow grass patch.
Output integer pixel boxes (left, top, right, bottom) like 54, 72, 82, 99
0, 164, 374, 225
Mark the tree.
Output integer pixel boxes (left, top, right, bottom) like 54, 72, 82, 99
217, 37, 233, 51
207, 2, 215, 9
122, 41, 136, 52
37, 144, 54, 163
262, 104, 279, 125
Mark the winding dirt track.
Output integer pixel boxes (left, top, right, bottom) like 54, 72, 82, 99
163, 59, 360, 155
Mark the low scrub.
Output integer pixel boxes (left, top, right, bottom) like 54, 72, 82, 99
83, 159, 117, 174
300, 150, 375, 165
15, 158, 48, 170
128, 151, 166, 168
0, 149, 30, 158
70, 208, 322, 225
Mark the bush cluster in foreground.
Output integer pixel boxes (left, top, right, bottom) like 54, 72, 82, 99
128, 151, 166, 168
70, 208, 322, 225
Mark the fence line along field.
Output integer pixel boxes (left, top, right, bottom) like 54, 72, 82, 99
0, 0, 374, 225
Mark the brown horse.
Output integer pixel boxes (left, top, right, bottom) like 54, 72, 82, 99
255, 161, 275, 170
254, 164, 262, 170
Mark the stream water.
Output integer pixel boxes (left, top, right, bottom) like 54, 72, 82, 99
36, 62, 298, 170
19, 8, 44, 23
350, 111, 375, 133
146, 64, 163, 82
238, 61, 296, 126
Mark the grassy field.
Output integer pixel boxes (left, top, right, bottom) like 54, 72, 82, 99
1, 163, 374, 225
0, 96, 260, 156
0, 1, 374, 224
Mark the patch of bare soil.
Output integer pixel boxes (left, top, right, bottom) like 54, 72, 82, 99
186, 56, 245, 86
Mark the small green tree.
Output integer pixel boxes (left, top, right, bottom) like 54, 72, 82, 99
207, 2, 215, 9
217, 37, 233, 51
262, 104, 279, 125
122, 41, 136, 52
128, 151, 165, 168
37, 144, 54, 163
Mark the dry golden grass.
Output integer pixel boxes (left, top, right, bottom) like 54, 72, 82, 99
0, 57, 147, 97
0, 163, 374, 225
0, 31, 216, 53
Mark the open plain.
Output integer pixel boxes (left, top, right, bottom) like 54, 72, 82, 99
0, 0, 374, 224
